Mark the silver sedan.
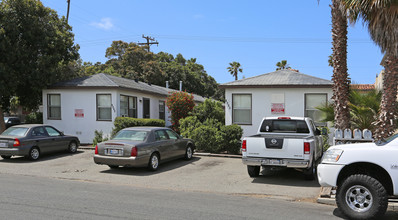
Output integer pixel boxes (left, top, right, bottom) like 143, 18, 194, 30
94, 127, 195, 171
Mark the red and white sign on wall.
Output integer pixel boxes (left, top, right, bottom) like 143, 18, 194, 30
74, 109, 84, 118
271, 103, 285, 114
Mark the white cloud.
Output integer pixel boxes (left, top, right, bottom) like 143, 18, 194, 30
90, 18, 114, 30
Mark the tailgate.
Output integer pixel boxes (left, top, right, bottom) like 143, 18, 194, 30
245, 136, 305, 159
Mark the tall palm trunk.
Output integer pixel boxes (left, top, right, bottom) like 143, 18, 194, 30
0, 107, 5, 133
374, 54, 398, 139
331, 0, 351, 130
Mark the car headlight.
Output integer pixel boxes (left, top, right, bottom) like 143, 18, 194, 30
321, 149, 344, 163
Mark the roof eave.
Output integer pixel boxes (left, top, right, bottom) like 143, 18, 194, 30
219, 84, 333, 89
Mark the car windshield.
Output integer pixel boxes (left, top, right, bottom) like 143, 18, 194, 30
113, 130, 148, 141
376, 132, 398, 146
1, 127, 28, 137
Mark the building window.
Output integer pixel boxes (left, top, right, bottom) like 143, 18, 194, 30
159, 101, 165, 120
97, 94, 112, 121
305, 94, 327, 124
48, 94, 61, 120
120, 95, 137, 118
232, 94, 252, 124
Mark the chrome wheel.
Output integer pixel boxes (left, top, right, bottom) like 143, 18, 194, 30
185, 146, 193, 160
68, 142, 77, 153
149, 154, 159, 171
30, 148, 40, 160
345, 185, 373, 212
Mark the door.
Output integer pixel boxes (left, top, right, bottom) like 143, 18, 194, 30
45, 126, 69, 151
30, 126, 53, 153
143, 98, 150, 118
154, 130, 173, 160
165, 129, 184, 157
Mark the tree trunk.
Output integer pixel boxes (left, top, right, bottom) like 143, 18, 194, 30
331, 0, 351, 130
374, 54, 398, 140
0, 107, 6, 133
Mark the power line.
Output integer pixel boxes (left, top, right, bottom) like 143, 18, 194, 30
137, 35, 159, 52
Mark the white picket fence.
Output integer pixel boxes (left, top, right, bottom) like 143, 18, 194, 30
333, 128, 374, 145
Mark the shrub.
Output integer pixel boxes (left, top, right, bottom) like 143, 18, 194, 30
190, 99, 225, 124
112, 117, 165, 137
221, 124, 243, 154
166, 91, 195, 133
92, 130, 109, 147
191, 125, 224, 153
25, 112, 43, 124
179, 116, 202, 138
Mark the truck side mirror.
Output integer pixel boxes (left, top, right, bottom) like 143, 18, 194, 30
315, 129, 321, 135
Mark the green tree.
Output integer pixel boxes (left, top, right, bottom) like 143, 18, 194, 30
275, 60, 290, 70
341, 0, 398, 139
189, 99, 225, 124
0, 0, 79, 132
330, 0, 351, 131
227, 61, 242, 80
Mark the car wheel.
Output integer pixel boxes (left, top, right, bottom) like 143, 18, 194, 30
1, 155, 11, 159
28, 147, 40, 161
336, 174, 388, 220
247, 166, 260, 177
68, 141, 78, 153
148, 153, 160, 171
184, 145, 193, 160
108, 165, 119, 169
303, 157, 316, 180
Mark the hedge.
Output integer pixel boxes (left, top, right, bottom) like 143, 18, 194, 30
112, 117, 165, 137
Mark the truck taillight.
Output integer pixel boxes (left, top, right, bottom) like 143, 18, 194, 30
131, 146, 137, 157
304, 142, 310, 154
278, 117, 291, 119
242, 140, 247, 152
95, 145, 98, 154
13, 138, 20, 147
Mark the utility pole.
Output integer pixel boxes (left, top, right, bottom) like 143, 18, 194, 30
66, 0, 70, 24
138, 35, 159, 52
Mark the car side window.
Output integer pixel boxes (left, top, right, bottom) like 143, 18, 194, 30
45, 127, 61, 137
155, 130, 168, 141
165, 130, 179, 139
31, 127, 47, 137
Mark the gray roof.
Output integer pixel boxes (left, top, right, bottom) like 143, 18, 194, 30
50, 73, 206, 102
220, 69, 332, 88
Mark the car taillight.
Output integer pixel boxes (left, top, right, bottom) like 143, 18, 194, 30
278, 117, 291, 120
13, 138, 20, 147
304, 142, 310, 154
131, 146, 137, 157
241, 140, 247, 152
95, 145, 98, 154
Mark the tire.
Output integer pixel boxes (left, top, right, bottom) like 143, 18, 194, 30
303, 158, 316, 180
247, 166, 260, 177
27, 147, 40, 161
1, 155, 11, 159
108, 165, 119, 169
68, 141, 78, 153
336, 174, 388, 220
148, 153, 160, 171
184, 145, 193, 160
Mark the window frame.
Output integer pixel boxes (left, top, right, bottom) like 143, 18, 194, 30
47, 94, 61, 120
232, 93, 252, 125
304, 93, 328, 125
96, 94, 112, 121
120, 95, 137, 118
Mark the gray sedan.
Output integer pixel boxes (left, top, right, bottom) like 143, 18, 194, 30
0, 124, 80, 160
94, 127, 195, 171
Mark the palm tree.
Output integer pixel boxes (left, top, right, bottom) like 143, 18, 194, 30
227, 61, 242, 81
275, 60, 290, 70
330, 0, 351, 130
341, 0, 398, 139
66, 0, 70, 24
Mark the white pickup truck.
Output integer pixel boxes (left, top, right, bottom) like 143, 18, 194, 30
317, 132, 398, 219
242, 117, 323, 180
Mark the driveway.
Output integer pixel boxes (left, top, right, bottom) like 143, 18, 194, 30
0, 149, 321, 201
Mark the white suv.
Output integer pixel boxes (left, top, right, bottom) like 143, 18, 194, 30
317, 133, 398, 219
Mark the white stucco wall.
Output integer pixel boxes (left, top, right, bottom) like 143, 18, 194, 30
43, 88, 171, 144
225, 87, 333, 137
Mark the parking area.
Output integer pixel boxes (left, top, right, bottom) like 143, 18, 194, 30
0, 149, 321, 201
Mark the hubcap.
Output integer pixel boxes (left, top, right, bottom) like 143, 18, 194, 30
70, 143, 77, 152
345, 185, 373, 212
31, 149, 39, 160
151, 155, 159, 169
187, 147, 192, 158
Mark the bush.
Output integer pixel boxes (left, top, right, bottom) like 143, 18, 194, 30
190, 99, 225, 124
179, 116, 202, 138
92, 130, 109, 147
221, 124, 243, 154
166, 91, 195, 133
112, 117, 165, 137
191, 125, 224, 153
25, 112, 43, 124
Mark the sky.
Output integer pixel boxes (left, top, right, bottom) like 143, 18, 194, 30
41, 0, 384, 85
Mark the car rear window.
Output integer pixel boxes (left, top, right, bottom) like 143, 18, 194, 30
259, 120, 310, 133
1, 127, 29, 137
113, 130, 148, 141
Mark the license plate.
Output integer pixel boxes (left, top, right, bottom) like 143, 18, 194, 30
0, 142, 7, 148
270, 159, 281, 165
109, 149, 119, 155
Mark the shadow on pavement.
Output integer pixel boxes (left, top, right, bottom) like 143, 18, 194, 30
0, 150, 84, 163
250, 167, 320, 187
99, 156, 201, 176
333, 208, 398, 220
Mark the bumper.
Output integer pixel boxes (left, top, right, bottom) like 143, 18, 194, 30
93, 155, 148, 167
0, 148, 27, 157
317, 163, 345, 187
242, 157, 309, 168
